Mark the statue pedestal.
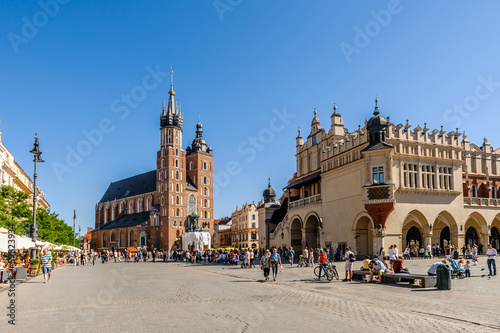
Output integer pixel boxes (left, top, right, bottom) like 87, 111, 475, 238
181, 231, 211, 252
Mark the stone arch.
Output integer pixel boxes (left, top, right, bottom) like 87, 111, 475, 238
490, 214, 500, 250
289, 216, 302, 251
432, 211, 459, 250
464, 212, 487, 247
304, 211, 322, 229
402, 210, 429, 248
304, 213, 320, 249
353, 213, 374, 257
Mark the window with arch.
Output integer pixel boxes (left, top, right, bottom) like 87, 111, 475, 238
189, 162, 193, 170
104, 209, 108, 223
176, 183, 180, 192
204, 211, 207, 218
119, 230, 125, 247
137, 200, 141, 212
176, 208, 180, 217
203, 161, 207, 170
161, 159, 164, 168
129, 230, 135, 247
168, 129, 172, 144
175, 159, 179, 167
203, 176, 207, 185
176, 196, 180, 205
176, 171, 179, 180
204, 199, 207, 208
204, 187, 207, 196
175, 148, 179, 156
110, 231, 116, 243
102, 232, 107, 248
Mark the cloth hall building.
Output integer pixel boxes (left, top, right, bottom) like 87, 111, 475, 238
91, 75, 214, 252
258, 100, 500, 256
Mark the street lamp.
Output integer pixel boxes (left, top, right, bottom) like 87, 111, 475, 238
73, 210, 76, 247
78, 225, 81, 248
29, 133, 44, 259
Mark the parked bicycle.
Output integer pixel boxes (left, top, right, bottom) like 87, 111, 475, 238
314, 260, 339, 281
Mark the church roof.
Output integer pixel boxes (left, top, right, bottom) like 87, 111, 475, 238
268, 197, 287, 225
94, 211, 150, 231
99, 170, 156, 203
186, 175, 197, 191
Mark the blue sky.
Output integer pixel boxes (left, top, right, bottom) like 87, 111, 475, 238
1, 1, 500, 233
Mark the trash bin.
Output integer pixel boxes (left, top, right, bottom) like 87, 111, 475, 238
453, 250, 459, 260
436, 264, 451, 290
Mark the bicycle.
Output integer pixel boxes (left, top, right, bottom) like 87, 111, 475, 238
314, 261, 339, 281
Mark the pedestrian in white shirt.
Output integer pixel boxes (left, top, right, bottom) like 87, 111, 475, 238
486, 244, 497, 276
427, 244, 432, 259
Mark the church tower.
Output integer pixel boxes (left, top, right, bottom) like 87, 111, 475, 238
186, 118, 214, 236
157, 70, 187, 251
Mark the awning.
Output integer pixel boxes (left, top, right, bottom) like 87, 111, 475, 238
283, 172, 321, 190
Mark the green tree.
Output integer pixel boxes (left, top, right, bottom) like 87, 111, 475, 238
0, 186, 32, 232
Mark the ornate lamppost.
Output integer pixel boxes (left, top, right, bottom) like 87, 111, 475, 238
29, 133, 44, 259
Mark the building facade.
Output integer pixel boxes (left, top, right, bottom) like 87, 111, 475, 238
0, 129, 49, 209
213, 217, 232, 248
92, 74, 214, 252
260, 100, 500, 255
230, 203, 259, 249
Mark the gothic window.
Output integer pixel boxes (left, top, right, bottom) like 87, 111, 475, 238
176, 184, 180, 192
403, 163, 418, 188
471, 184, 478, 198
204, 161, 207, 170
176, 148, 179, 156
168, 129, 172, 144
129, 230, 135, 247
176, 196, 180, 205
204, 199, 208, 208
204, 211, 207, 218
102, 232, 107, 248
421, 165, 435, 189
188, 194, 196, 215
137, 200, 141, 212
204, 176, 207, 185
204, 187, 207, 196
176, 171, 179, 180
175, 159, 179, 167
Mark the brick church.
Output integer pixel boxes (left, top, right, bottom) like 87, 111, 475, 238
91, 73, 214, 252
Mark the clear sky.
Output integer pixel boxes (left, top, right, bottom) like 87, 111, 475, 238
1, 1, 500, 233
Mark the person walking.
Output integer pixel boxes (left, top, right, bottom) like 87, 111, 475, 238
303, 247, 309, 267
288, 247, 295, 266
343, 247, 355, 282
260, 250, 271, 281
308, 247, 315, 267
486, 244, 497, 276
270, 248, 283, 281
41, 248, 52, 284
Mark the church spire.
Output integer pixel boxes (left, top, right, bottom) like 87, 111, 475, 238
167, 67, 176, 114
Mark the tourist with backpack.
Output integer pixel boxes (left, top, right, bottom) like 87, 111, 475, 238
343, 247, 355, 282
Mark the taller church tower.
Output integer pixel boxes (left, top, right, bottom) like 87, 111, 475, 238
157, 71, 188, 250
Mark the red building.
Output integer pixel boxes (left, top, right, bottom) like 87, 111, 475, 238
92, 74, 214, 252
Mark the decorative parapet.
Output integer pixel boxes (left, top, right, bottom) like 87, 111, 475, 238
464, 197, 500, 207
397, 188, 461, 196
289, 194, 322, 209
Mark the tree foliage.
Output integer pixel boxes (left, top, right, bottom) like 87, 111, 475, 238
0, 186, 77, 246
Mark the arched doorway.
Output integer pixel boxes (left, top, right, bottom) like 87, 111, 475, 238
304, 214, 319, 249
491, 227, 500, 250
465, 227, 479, 246
140, 236, 146, 247
354, 216, 373, 257
440, 226, 450, 249
290, 218, 302, 251
406, 227, 421, 247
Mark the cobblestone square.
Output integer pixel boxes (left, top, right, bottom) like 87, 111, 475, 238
1, 257, 499, 333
